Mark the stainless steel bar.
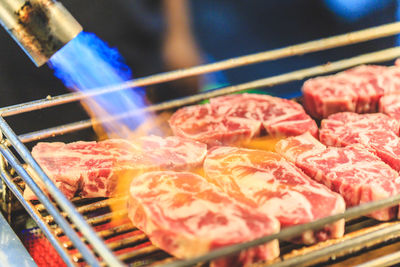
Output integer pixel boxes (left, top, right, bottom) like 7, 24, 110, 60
269, 224, 400, 267
73, 234, 149, 262
2, 21, 400, 117
75, 196, 128, 213
356, 250, 400, 267
0, 147, 76, 267
0, 143, 101, 267
45, 208, 127, 226
117, 245, 160, 262
64, 223, 136, 249
0, 118, 123, 267
43, 197, 127, 224
17, 46, 400, 143
86, 210, 127, 225
35, 195, 86, 212
160, 193, 400, 267
106, 233, 148, 251
54, 210, 128, 236
19, 120, 92, 143
270, 224, 400, 267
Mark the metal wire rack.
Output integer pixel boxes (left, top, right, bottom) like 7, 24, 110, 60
2, 22, 400, 267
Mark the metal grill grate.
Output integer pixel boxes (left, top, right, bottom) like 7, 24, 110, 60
10, 176, 400, 267
2, 22, 400, 267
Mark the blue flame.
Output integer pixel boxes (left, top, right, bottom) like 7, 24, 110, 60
324, 0, 392, 22
48, 32, 147, 137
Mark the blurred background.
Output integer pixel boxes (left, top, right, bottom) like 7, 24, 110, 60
0, 0, 398, 134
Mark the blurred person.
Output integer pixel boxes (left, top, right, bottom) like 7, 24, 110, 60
0, 0, 397, 134
189, 0, 397, 95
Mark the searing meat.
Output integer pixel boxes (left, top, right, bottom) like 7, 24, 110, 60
168, 103, 262, 147
24, 136, 207, 200
276, 133, 400, 221
137, 135, 208, 171
169, 93, 318, 147
203, 146, 345, 244
128, 171, 280, 267
320, 112, 400, 172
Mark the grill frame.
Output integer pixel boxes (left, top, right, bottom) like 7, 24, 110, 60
2, 22, 400, 267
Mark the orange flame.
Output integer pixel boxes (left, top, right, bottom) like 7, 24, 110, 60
241, 136, 283, 152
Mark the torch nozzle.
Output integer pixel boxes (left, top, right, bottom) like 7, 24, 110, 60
0, 0, 82, 66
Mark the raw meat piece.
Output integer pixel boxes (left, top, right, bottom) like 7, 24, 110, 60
303, 75, 358, 119
204, 146, 345, 244
210, 93, 318, 138
321, 112, 400, 137
302, 65, 391, 119
169, 103, 262, 147
24, 136, 207, 200
128, 171, 280, 267
379, 94, 400, 120
24, 139, 146, 200
169, 93, 318, 147
376, 64, 400, 94
320, 112, 400, 171
340, 65, 387, 113
275, 132, 326, 163
266, 112, 318, 138
276, 133, 400, 221
136, 135, 207, 171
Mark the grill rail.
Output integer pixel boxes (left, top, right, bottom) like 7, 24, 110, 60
13, 46, 400, 143
2, 22, 400, 266
7, 174, 400, 267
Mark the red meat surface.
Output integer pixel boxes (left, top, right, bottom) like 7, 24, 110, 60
379, 94, 400, 121
203, 146, 345, 244
128, 171, 280, 267
169, 93, 318, 147
276, 133, 400, 221
24, 136, 207, 200
320, 112, 400, 172
302, 64, 400, 119
168, 103, 262, 147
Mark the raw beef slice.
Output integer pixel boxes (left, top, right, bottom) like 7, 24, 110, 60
169, 103, 262, 147
136, 135, 207, 171
379, 94, 400, 120
169, 93, 317, 147
24, 136, 207, 200
320, 112, 400, 171
276, 133, 400, 221
128, 171, 280, 267
302, 64, 397, 119
210, 93, 318, 138
376, 63, 400, 94
204, 146, 345, 244
274, 132, 326, 163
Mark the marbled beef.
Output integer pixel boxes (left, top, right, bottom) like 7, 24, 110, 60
320, 112, 400, 172
24, 136, 207, 200
302, 64, 400, 119
203, 146, 345, 244
128, 171, 280, 267
379, 94, 400, 121
169, 93, 317, 147
276, 133, 400, 221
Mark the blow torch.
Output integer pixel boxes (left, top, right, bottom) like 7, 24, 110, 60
0, 0, 82, 66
